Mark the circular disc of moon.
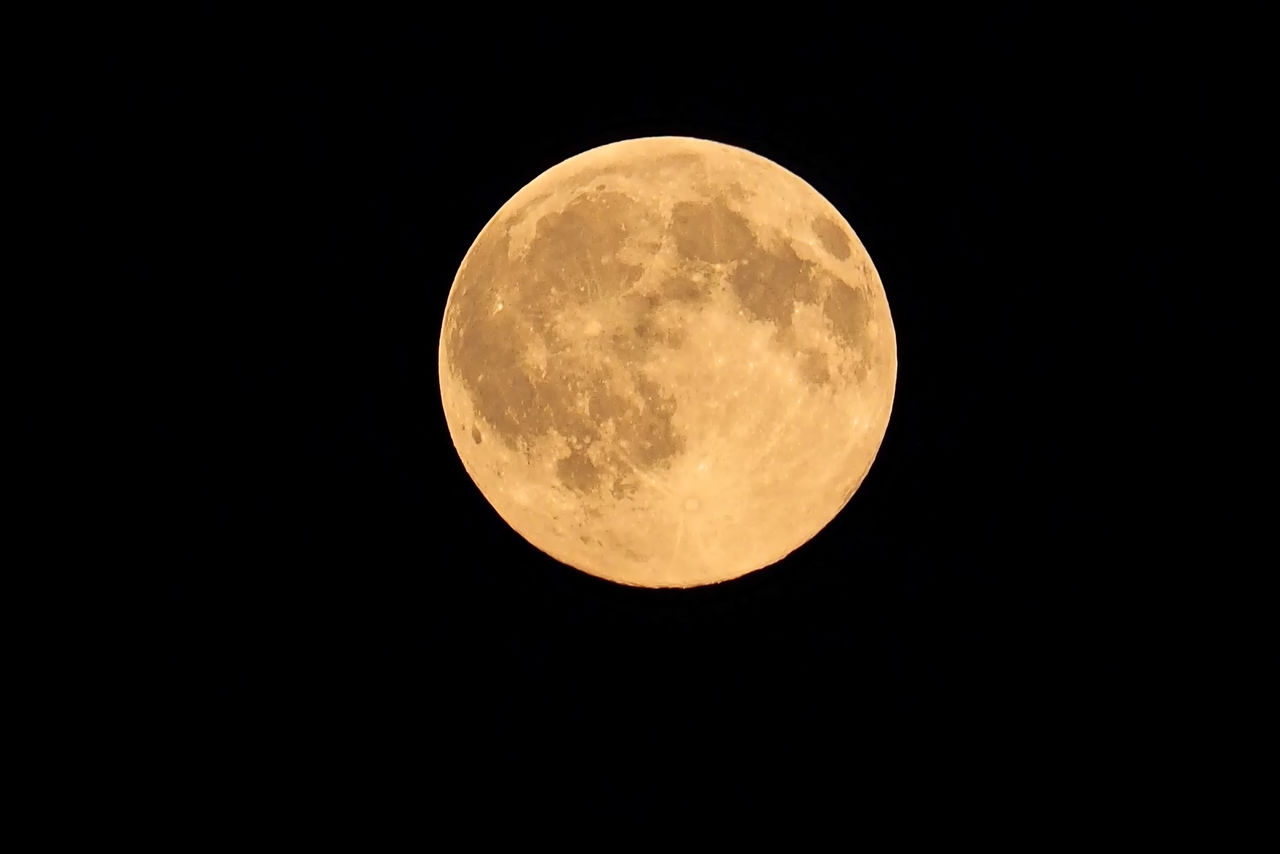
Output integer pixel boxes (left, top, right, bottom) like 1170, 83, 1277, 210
439, 136, 896, 588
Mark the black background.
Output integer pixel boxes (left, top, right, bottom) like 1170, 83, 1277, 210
45, 5, 1231, 812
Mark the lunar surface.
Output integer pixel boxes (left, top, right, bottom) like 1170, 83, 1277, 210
439, 136, 896, 588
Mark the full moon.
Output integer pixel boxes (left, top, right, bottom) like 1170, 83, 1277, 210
439, 137, 896, 588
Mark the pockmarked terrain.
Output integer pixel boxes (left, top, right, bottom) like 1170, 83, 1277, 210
439, 137, 896, 587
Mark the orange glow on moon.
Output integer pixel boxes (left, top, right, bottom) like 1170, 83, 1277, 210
439, 136, 896, 587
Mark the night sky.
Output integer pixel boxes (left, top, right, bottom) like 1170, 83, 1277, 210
52, 5, 1226, 813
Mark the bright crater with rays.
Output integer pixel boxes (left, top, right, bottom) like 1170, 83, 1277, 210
439, 136, 896, 587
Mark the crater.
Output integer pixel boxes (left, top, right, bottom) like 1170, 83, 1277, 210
812, 215, 852, 260
610, 476, 639, 500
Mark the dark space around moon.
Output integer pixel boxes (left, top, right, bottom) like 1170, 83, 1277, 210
56, 4, 1226, 815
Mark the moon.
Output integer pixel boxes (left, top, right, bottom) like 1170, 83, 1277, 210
439, 136, 896, 588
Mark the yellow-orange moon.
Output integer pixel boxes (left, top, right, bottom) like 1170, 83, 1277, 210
439, 136, 896, 588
